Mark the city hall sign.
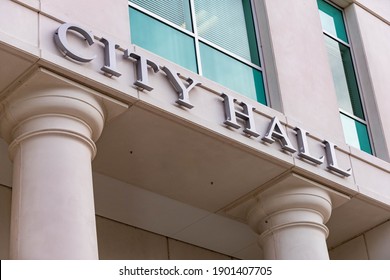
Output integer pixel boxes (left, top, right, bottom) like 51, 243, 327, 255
54, 23, 352, 177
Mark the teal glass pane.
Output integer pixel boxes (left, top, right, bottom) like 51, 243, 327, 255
200, 42, 266, 105
325, 36, 364, 119
130, 8, 197, 73
317, 0, 348, 43
195, 0, 260, 65
242, 0, 261, 66
340, 113, 372, 154
130, 0, 192, 31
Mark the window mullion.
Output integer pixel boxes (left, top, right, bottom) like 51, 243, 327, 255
250, 0, 269, 106
339, 108, 367, 124
323, 30, 350, 47
189, 0, 202, 75
198, 38, 262, 71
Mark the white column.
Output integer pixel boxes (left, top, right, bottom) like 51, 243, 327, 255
247, 182, 333, 260
0, 70, 108, 259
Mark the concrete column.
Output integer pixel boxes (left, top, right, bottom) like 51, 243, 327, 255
247, 180, 333, 260
0, 69, 124, 259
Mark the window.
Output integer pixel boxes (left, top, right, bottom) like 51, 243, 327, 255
129, 0, 267, 105
317, 0, 372, 154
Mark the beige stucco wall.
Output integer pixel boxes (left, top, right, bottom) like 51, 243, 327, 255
330, 220, 390, 260
96, 216, 233, 260
0, 190, 235, 260
0, 138, 11, 259
356, 0, 390, 20
13, 0, 131, 45
0, 185, 11, 259
0, 139, 12, 188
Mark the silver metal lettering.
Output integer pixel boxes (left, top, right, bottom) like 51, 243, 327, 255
323, 140, 351, 177
99, 38, 121, 77
294, 127, 324, 164
54, 23, 96, 63
160, 66, 201, 109
221, 93, 260, 137
52, 23, 354, 179
262, 117, 297, 153
124, 51, 159, 91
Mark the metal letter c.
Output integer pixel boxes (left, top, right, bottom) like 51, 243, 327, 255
54, 23, 96, 63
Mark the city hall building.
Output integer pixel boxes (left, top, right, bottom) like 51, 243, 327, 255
0, 0, 389, 260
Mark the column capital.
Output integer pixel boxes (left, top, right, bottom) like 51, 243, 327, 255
224, 172, 350, 259
244, 173, 350, 259
0, 68, 127, 158
247, 179, 333, 237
